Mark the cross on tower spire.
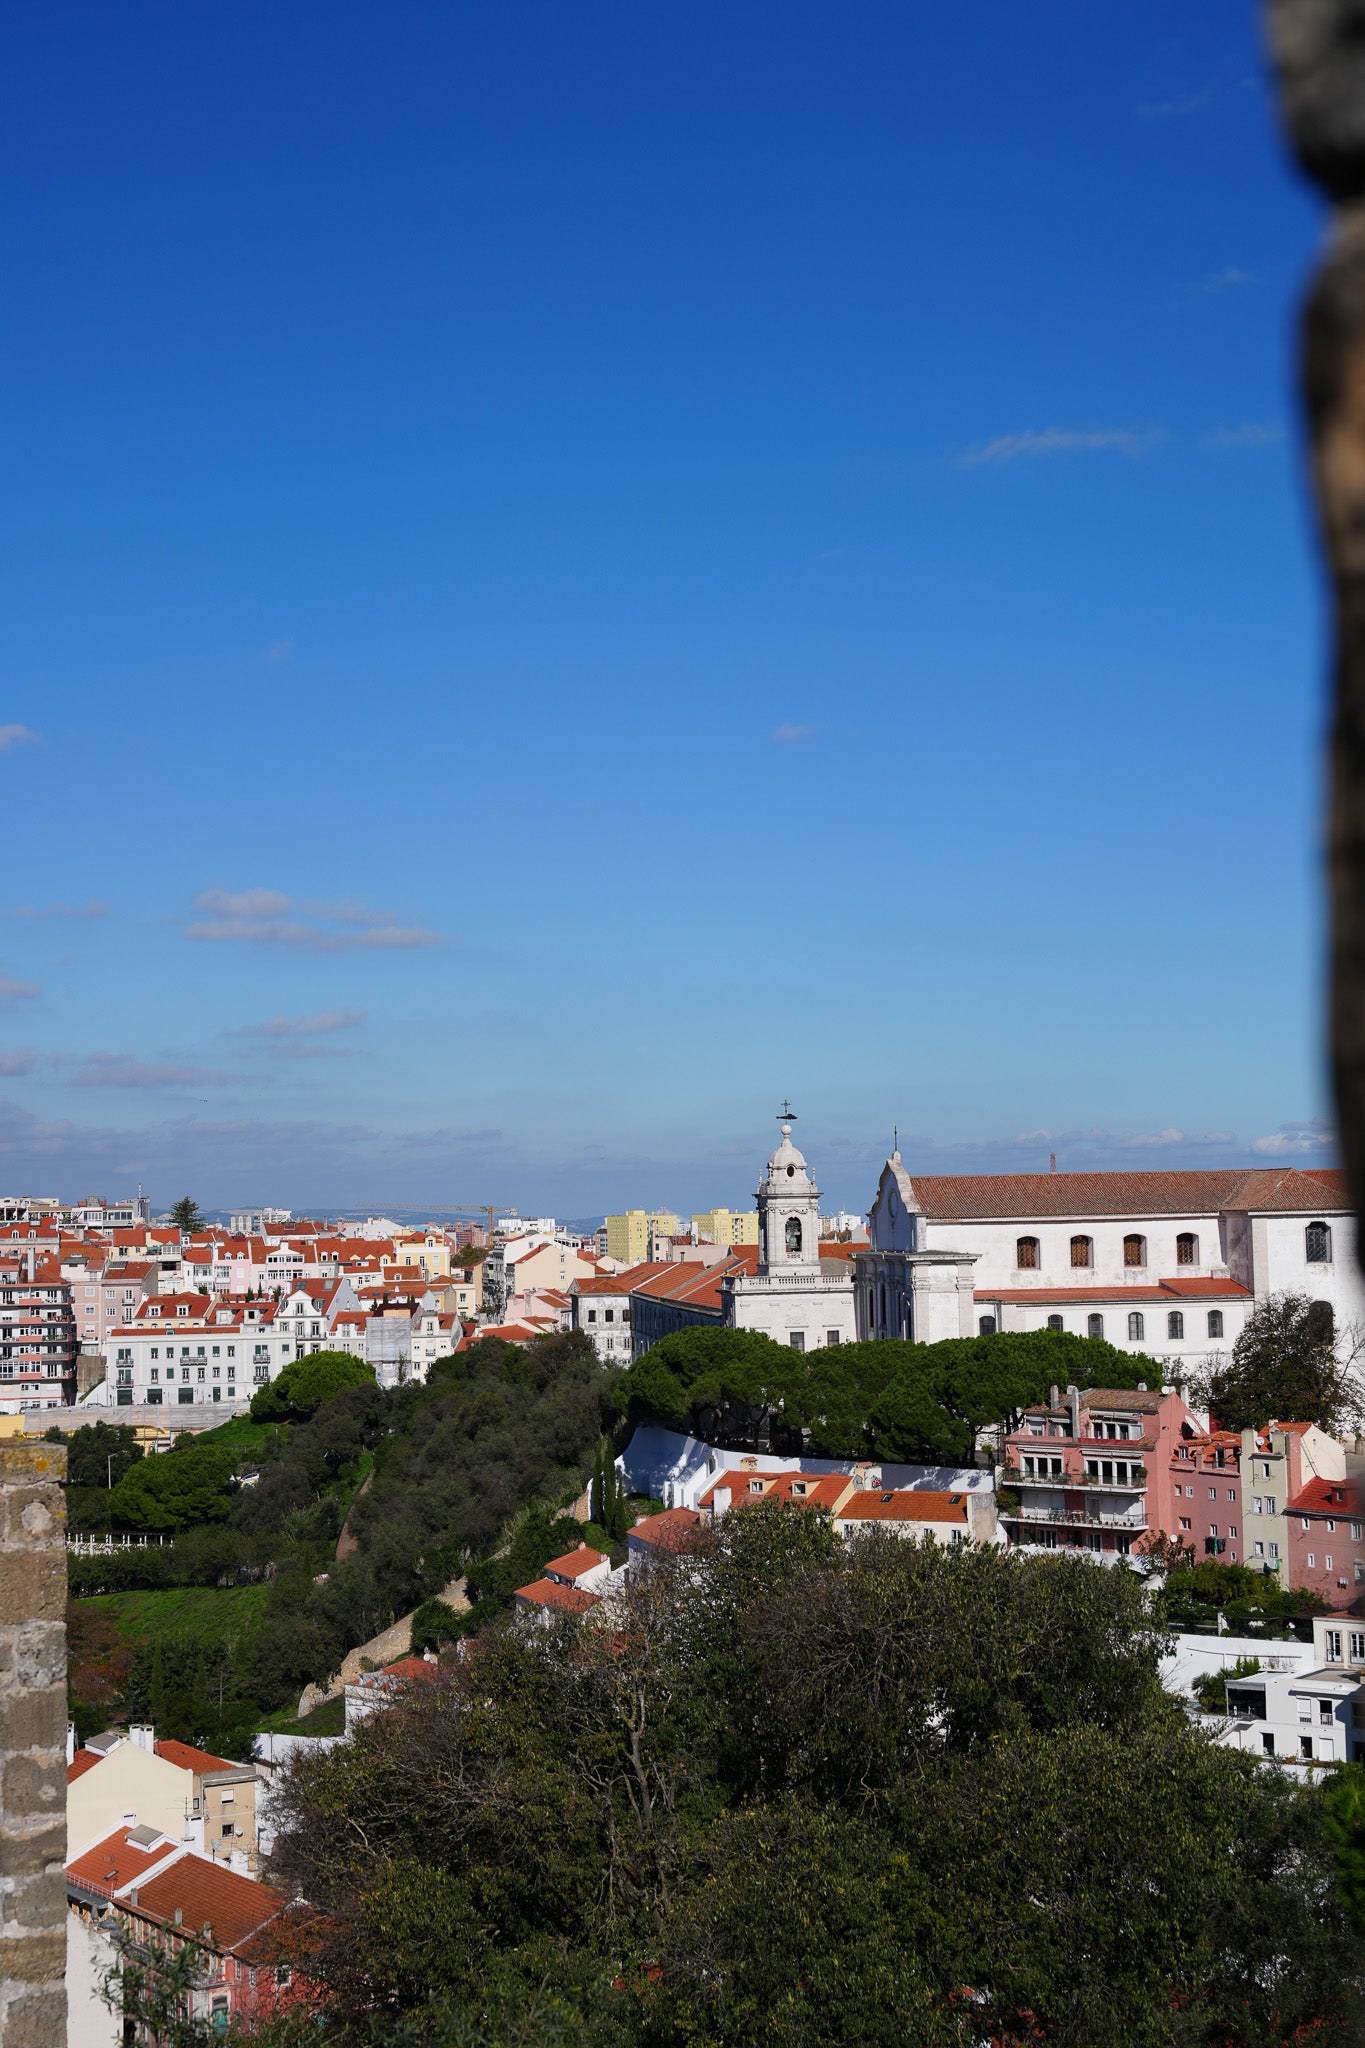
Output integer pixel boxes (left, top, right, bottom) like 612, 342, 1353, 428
777, 1099, 796, 1124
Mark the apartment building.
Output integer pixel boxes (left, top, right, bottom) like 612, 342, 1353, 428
107, 1293, 286, 1407
0, 1249, 77, 1414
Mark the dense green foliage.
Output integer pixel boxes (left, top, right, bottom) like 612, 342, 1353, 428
266, 1515, 1361, 2046
67, 1329, 616, 1751
1157, 1556, 1328, 1635
168, 1196, 205, 1232
1193, 1290, 1365, 1436
615, 1323, 1156, 1460
251, 1351, 377, 1422
590, 1440, 630, 1542
47, 1419, 144, 1489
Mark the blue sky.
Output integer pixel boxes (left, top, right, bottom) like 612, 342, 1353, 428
0, 2, 1337, 1218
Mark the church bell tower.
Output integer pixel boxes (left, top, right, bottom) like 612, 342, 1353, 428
756, 1103, 821, 1273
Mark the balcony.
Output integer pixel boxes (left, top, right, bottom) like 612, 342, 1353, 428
1006, 1465, 1145, 1490
1004, 1503, 1148, 1531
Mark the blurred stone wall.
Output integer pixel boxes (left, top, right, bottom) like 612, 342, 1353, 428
0, 1442, 68, 2048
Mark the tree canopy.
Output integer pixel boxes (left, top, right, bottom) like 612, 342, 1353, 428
106, 1436, 240, 1531
615, 1323, 1157, 1461
48, 1419, 144, 1490
167, 1196, 205, 1232
250, 1351, 377, 1423
266, 1515, 1361, 2046
1196, 1290, 1365, 1437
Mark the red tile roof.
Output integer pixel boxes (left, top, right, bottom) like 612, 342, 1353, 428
628, 1507, 703, 1552
67, 1825, 175, 1897
544, 1545, 607, 1580
155, 1739, 238, 1775
66, 1750, 104, 1784
907, 1167, 1347, 1221
837, 1488, 969, 1524
514, 1577, 600, 1614
975, 1279, 1252, 1305
131, 1855, 286, 1954
1287, 1475, 1360, 1516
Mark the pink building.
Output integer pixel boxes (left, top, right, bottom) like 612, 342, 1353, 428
1000, 1383, 1200, 1561
1286, 1473, 1364, 1607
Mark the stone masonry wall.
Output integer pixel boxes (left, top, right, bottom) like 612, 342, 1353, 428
0, 1442, 68, 2048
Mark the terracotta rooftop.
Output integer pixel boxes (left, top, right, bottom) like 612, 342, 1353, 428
155, 1738, 239, 1775
837, 1489, 969, 1524
628, 1507, 703, 1552
975, 1279, 1252, 1305
543, 1545, 607, 1581
67, 1825, 175, 1898
131, 1854, 286, 1954
906, 1167, 1347, 1221
514, 1577, 600, 1615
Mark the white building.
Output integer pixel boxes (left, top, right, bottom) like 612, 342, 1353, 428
106, 1293, 287, 1409
1164, 1616, 1365, 1767
720, 1117, 858, 1350
853, 1159, 1361, 1373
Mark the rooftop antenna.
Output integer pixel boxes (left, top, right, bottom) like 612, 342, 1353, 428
893, 1124, 898, 1154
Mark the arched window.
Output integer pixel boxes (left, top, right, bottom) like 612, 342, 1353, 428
978, 1315, 997, 1336
1070, 1236, 1092, 1269
1123, 1234, 1146, 1267
1046, 1314, 1064, 1331
1016, 1236, 1039, 1269
878, 1281, 887, 1330
1308, 1298, 1335, 1341
1128, 1311, 1144, 1341
1167, 1310, 1185, 1340
1207, 1310, 1224, 1339
1087, 1313, 1104, 1340
1176, 1233, 1197, 1266
1306, 1220, 1332, 1264
785, 1216, 802, 1254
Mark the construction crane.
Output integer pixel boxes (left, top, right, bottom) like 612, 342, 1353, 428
336, 1202, 517, 1246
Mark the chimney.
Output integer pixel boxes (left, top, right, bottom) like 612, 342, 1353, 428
713, 1486, 732, 1519
173, 1907, 182, 1925
123, 1813, 136, 1830
1137, 1381, 1147, 1393
1049, 1152, 1057, 1174
1048, 1384, 1059, 1409
130, 1888, 139, 1907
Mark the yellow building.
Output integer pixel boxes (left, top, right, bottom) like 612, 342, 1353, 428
692, 1209, 760, 1248
605, 1211, 679, 1264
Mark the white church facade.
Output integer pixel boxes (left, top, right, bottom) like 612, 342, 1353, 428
618, 1120, 1360, 1371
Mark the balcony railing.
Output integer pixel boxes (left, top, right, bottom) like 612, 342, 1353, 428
1006, 1465, 1146, 1489
1004, 1504, 1147, 1530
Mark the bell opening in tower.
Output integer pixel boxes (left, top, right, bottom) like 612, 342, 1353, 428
785, 1217, 802, 1253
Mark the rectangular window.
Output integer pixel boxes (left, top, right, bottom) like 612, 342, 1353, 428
788, 1331, 805, 1350
827, 1330, 840, 1347
1179, 1516, 1191, 1530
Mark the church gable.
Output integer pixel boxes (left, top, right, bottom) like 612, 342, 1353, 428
869, 1155, 921, 1254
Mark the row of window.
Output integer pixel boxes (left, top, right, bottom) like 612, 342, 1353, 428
1015, 1223, 1334, 1269
981, 1309, 1225, 1341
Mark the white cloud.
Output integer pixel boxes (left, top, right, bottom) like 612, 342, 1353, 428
1200, 423, 1285, 451
239, 1009, 367, 1039
0, 1048, 37, 1075
1137, 90, 1212, 120
184, 889, 442, 953
1202, 267, 1256, 293
4, 900, 107, 922
1250, 1120, 1336, 1157
0, 975, 40, 1008
959, 427, 1164, 468
771, 723, 816, 744
0, 725, 39, 754
66, 1054, 236, 1091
